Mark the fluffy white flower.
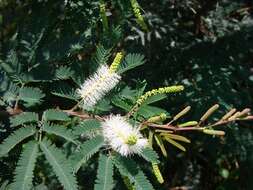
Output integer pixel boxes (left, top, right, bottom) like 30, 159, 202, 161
102, 115, 148, 156
77, 65, 121, 110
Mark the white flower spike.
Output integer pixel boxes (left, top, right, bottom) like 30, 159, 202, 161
77, 65, 121, 110
102, 115, 148, 156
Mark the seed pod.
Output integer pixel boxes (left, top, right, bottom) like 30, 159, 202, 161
173, 106, 191, 121
239, 108, 251, 117
221, 108, 237, 121
152, 163, 164, 184
147, 113, 167, 123
178, 121, 198, 127
203, 129, 225, 136
199, 104, 219, 124
228, 111, 242, 121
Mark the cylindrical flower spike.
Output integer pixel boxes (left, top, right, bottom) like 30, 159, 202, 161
77, 65, 121, 110
99, 0, 109, 32
130, 0, 148, 31
102, 115, 148, 156
109, 52, 124, 73
136, 85, 184, 106
127, 85, 184, 117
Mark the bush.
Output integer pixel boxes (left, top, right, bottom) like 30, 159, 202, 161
0, 0, 253, 189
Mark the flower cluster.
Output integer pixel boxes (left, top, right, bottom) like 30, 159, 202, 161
77, 65, 121, 109
102, 115, 148, 156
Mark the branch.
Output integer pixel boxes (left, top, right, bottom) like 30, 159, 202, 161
62, 110, 105, 121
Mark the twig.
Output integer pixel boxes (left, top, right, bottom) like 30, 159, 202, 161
69, 100, 82, 112
146, 123, 204, 131
62, 110, 105, 121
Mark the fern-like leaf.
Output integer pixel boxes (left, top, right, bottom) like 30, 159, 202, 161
163, 137, 186, 152
19, 87, 45, 106
154, 134, 167, 157
141, 94, 167, 105
118, 53, 145, 74
0, 180, 9, 190
139, 148, 159, 163
2, 82, 19, 104
10, 141, 39, 190
0, 126, 36, 157
73, 119, 102, 136
10, 112, 39, 127
93, 45, 111, 65
39, 138, 78, 190
138, 105, 168, 119
43, 124, 77, 144
42, 109, 70, 122
94, 154, 114, 190
111, 98, 132, 112
51, 85, 78, 101
55, 66, 74, 80
70, 135, 104, 173
113, 154, 154, 190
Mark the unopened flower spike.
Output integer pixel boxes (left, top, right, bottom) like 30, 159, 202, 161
109, 52, 124, 73
102, 115, 148, 156
130, 0, 148, 31
77, 64, 121, 110
136, 86, 184, 106
127, 85, 184, 117
99, 0, 109, 32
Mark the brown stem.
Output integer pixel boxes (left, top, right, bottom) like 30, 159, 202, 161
126, 104, 139, 118
69, 100, 82, 112
147, 123, 204, 132
62, 110, 105, 121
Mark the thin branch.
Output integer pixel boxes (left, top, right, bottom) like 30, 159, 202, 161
62, 110, 105, 121
145, 122, 204, 132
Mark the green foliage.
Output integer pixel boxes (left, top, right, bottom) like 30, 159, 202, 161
113, 154, 154, 190
137, 105, 168, 118
42, 124, 77, 144
112, 98, 132, 112
93, 45, 111, 66
55, 66, 74, 80
70, 135, 104, 173
140, 94, 167, 106
10, 112, 39, 127
139, 148, 159, 163
0, 181, 9, 190
51, 85, 78, 101
118, 53, 145, 74
94, 154, 114, 190
0, 0, 252, 189
73, 119, 102, 136
42, 109, 70, 122
39, 138, 78, 190
0, 126, 36, 157
19, 87, 45, 107
10, 141, 39, 190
